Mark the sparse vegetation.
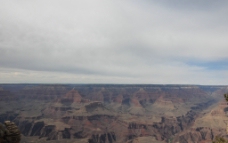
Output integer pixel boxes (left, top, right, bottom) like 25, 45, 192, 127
213, 136, 228, 143
224, 94, 228, 102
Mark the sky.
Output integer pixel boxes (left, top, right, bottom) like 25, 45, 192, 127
0, 0, 228, 85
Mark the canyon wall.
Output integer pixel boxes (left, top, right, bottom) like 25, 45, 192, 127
0, 84, 227, 143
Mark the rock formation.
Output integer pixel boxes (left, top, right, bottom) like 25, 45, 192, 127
0, 84, 228, 143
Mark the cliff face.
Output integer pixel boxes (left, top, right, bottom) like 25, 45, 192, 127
172, 127, 225, 143
0, 84, 227, 143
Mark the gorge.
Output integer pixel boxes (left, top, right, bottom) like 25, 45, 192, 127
0, 84, 228, 143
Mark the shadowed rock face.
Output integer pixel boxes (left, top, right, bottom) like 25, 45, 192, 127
88, 132, 116, 143
0, 113, 18, 124
0, 84, 228, 143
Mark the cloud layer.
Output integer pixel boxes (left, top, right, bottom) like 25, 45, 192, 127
0, 0, 228, 84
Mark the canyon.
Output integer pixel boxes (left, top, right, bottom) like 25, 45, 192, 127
0, 84, 228, 143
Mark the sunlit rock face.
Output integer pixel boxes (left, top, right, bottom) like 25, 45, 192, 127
0, 84, 228, 143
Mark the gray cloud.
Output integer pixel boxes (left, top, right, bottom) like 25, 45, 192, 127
0, 0, 228, 84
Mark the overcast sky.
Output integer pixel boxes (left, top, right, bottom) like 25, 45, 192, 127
0, 0, 228, 85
